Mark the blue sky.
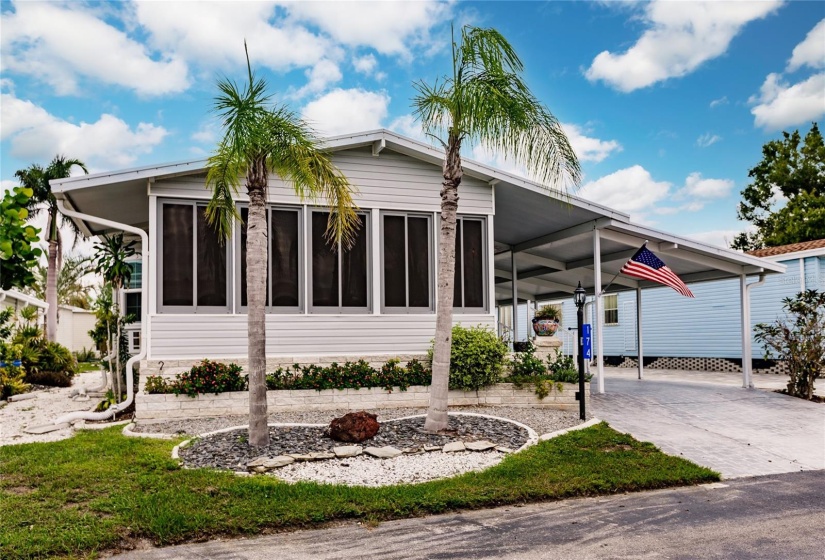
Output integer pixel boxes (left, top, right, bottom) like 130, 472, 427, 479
2, 0, 823, 249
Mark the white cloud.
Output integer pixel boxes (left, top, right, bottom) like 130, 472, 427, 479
290, 59, 343, 99
191, 121, 219, 144
684, 229, 749, 249
302, 88, 390, 136
561, 123, 622, 163
1, 179, 17, 195
579, 165, 671, 218
1, 2, 188, 96
1, 92, 167, 169
353, 54, 378, 75
750, 72, 825, 130
696, 133, 722, 148
287, 1, 451, 57
585, 1, 782, 92
787, 18, 825, 72
388, 114, 429, 143
680, 172, 734, 199
135, 2, 334, 73
709, 96, 729, 108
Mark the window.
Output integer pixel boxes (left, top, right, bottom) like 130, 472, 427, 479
127, 330, 141, 354
123, 261, 142, 322
453, 216, 487, 311
310, 211, 369, 311
238, 206, 302, 311
382, 213, 432, 311
125, 292, 142, 321
603, 294, 618, 325
126, 262, 142, 289
159, 201, 229, 312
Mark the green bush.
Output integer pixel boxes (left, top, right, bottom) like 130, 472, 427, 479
510, 341, 547, 377
266, 359, 431, 392
144, 375, 170, 394
0, 344, 29, 399
74, 347, 97, 363
36, 342, 78, 376
24, 370, 73, 388
172, 360, 246, 397
430, 325, 508, 391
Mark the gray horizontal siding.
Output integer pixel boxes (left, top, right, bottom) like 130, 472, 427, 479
149, 313, 494, 360
150, 147, 493, 214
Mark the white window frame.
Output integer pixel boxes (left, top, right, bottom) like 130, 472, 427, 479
308, 209, 371, 314
453, 215, 489, 314
234, 203, 304, 314
603, 294, 619, 326
157, 199, 232, 314
380, 211, 434, 314
122, 260, 142, 323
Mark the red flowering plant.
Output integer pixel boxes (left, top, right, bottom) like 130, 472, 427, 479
144, 360, 247, 397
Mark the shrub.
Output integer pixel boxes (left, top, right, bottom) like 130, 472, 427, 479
266, 359, 431, 392
74, 347, 97, 363
0, 345, 29, 399
431, 325, 508, 391
547, 350, 587, 383
144, 375, 170, 394
755, 290, 825, 400
172, 360, 247, 397
36, 342, 78, 377
24, 370, 73, 387
510, 341, 547, 377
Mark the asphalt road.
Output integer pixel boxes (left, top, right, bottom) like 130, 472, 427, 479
113, 470, 824, 559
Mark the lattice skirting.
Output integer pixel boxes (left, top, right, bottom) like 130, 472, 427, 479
610, 356, 789, 375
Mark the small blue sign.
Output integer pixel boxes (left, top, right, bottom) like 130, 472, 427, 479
582, 324, 592, 360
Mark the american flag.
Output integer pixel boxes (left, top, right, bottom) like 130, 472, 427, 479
620, 245, 695, 298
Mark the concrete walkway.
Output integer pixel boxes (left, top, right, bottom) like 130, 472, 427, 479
593, 368, 825, 478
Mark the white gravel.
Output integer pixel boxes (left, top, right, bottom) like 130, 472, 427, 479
271, 449, 507, 487
0, 370, 107, 447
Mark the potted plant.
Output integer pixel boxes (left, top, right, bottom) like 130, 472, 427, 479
532, 305, 561, 336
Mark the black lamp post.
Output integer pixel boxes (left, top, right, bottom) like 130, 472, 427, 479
574, 281, 587, 420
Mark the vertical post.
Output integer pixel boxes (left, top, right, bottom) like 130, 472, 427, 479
577, 300, 586, 420
511, 250, 519, 350
740, 274, 751, 389
593, 229, 604, 393
636, 286, 644, 380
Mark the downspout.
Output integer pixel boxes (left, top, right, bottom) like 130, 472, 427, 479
54, 197, 148, 424
742, 273, 766, 389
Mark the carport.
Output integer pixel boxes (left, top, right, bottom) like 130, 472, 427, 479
471, 164, 786, 393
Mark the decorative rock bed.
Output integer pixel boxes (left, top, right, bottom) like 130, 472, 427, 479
173, 413, 539, 486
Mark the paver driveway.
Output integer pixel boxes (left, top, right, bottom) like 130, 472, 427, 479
592, 369, 825, 478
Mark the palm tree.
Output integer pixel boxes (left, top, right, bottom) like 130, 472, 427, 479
413, 26, 581, 432
14, 156, 89, 341
206, 43, 358, 447
32, 255, 96, 309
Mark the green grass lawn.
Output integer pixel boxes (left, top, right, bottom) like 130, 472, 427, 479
0, 423, 719, 559
76, 362, 101, 374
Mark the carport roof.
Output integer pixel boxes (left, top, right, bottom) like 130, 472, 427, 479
50, 129, 784, 298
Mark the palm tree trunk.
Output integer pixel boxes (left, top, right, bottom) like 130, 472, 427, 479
247, 166, 269, 447
45, 237, 59, 342
424, 133, 463, 433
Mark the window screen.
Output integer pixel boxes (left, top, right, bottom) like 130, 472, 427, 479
382, 213, 431, 310
453, 217, 486, 310
197, 210, 227, 307
125, 292, 142, 321
271, 210, 300, 307
311, 212, 368, 309
162, 204, 193, 307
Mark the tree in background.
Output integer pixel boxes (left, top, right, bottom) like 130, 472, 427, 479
732, 123, 825, 251
206, 44, 358, 447
14, 156, 88, 340
413, 25, 580, 432
0, 186, 41, 291
755, 290, 825, 401
31, 256, 96, 309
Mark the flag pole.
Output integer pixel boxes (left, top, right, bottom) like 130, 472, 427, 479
599, 241, 648, 296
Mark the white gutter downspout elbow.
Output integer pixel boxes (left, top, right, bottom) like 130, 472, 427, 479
54, 198, 148, 424
743, 273, 766, 389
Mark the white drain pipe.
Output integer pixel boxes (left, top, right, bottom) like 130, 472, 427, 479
54, 197, 147, 424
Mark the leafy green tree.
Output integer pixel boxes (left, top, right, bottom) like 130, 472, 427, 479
31, 255, 96, 309
413, 25, 580, 432
755, 290, 825, 400
206, 44, 358, 447
732, 123, 825, 251
0, 186, 42, 291
14, 156, 88, 340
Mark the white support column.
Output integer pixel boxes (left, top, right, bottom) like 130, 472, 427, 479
636, 286, 643, 380
593, 229, 604, 394
371, 208, 381, 315
511, 250, 519, 348
525, 299, 532, 342
740, 274, 751, 389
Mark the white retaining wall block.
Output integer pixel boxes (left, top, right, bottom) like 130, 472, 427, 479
135, 382, 588, 420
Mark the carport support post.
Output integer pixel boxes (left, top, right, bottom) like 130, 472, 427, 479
740, 274, 753, 389
593, 229, 605, 394
636, 287, 644, 380
511, 250, 519, 351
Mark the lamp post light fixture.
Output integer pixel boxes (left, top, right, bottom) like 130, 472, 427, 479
574, 281, 587, 420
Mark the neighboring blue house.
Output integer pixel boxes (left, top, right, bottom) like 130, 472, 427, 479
500, 239, 824, 373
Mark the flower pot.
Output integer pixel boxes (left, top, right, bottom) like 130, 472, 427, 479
532, 318, 559, 336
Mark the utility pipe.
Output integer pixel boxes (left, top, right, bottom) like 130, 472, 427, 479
54, 197, 147, 424
741, 273, 766, 389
